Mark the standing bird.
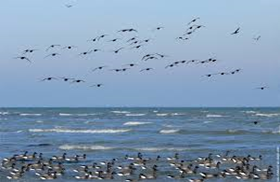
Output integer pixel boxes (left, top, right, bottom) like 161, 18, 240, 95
231, 27, 240, 35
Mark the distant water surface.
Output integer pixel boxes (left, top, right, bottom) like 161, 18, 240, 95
0, 107, 279, 181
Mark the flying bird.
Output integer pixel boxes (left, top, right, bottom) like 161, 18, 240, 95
65, 4, 73, 8
40, 77, 57, 81
45, 53, 60, 58
187, 17, 200, 25
92, 66, 108, 72
90, 84, 103, 88
15, 56, 31, 63
72, 79, 85, 83
231, 27, 240, 35
23, 49, 38, 54
46, 44, 60, 51
256, 86, 268, 90
140, 68, 153, 72
253, 36, 261, 41
63, 45, 77, 50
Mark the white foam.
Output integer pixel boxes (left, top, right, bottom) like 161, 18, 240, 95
0, 112, 9, 115
206, 114, 223, 118
123, 122, 152, 126
59, 145, 114, 151
125, 113, 146, 117
59, 113, 73, 116
159, 129, 180, 134
156, 113, 169, 116
111, 111, 131, 114
20, 113, 42, 116
36, 120, 44, 123
255, 113, 279, 117
136, 147, 188, 152
29, 128, 131, 134
243, 111, 257, 114
171, 113, 185, 116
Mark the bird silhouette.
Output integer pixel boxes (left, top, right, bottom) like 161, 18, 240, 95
15, 56, 31, 63
231, 27, 240, 35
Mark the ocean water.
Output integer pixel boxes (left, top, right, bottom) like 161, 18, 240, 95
0, 107, 279, 181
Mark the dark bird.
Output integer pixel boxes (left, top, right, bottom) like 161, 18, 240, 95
15, 56, 31, 63
92, 66, 108, 72
23, 49, 38, 54
176, 36, 190, 41
65, 4, 73, 8
127, 37, 138, 42
187, 17, 200, 25
118, 28, 138, 33
155, 53, 168, 58
253, 36, 261, 41
72, 79, 85, 83
256, 86, 268, 90
205, 74, 213, 78
140, 39, 151, 43
142, 54, 154, 60
40, 77, 57, 81
131, 45, 144, 49
231, 27, 240, 35
124, 63, 138, 67
109, 38, 120, 42
63, 45, 77, 50
60, 77, 74, 82
46, 44, 60, 51
165, 64, 175, 69
45, 53, 60, 58
253, 121, 258, 125
79, 50, 93, 56
112, 47, 124, 54
144, 56, 158, 61
140, 68, 153, 72
90, 84, 103, 88
111, 68, 129, 72
154, 27, 164, 31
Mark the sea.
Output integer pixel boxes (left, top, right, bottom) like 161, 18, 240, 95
0, 107, 279, 181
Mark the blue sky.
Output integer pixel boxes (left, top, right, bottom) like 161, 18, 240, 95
0, 0, 279, 107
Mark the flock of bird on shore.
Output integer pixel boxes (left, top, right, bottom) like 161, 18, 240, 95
13, 17, 269, 90
1, 151, 274, 181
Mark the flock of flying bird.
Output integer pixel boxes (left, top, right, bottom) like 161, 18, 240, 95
1, 151, 273, 181
13, 17, 268, 90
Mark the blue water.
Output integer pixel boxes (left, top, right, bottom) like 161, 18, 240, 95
0, 107, 280, 181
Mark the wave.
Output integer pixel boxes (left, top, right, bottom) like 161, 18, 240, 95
0, 112, 9, 115
20, 113, 42, 116
135, 147, 189, 152
156, 113, 169, 116
159, 129, 180, 134
171, 113, 185, 116
59, 113, 98, 116
206, 114, 224, 118
59, 145, 114, 151
58, 145, 189, 152
29, 128, 132, 134
123, 122, 152, 126
125, 113, 146, 117
59, 113, 72, 116
242, 111, 257, 114
255, 113, 280, 117
111, 111, 130, 114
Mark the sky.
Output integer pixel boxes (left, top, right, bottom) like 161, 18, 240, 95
0, 0, 279, 107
